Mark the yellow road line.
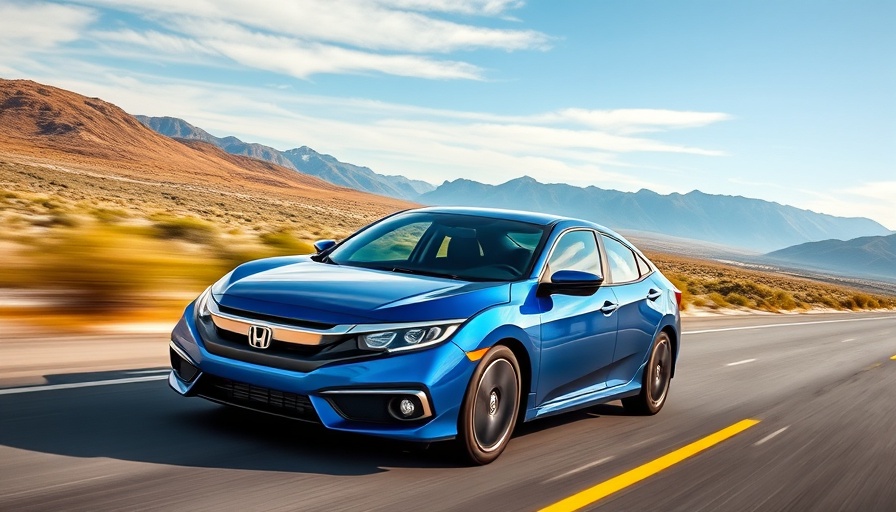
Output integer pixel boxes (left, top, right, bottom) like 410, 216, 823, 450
539, 419, 760, 512
890, 355, 896, 360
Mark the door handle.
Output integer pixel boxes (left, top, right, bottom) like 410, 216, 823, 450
646, 289, 662, 301
600, 301, 618, 314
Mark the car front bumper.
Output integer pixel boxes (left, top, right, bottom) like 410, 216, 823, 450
168, 303, 475, 442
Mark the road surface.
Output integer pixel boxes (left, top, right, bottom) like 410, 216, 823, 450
1, 312, 895, 511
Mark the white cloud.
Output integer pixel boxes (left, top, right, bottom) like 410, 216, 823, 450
373, 119, 725, 156
374, 0, 525, 16
0, 2, 95, 50
549, 108, 733, 133
92, 29, 215, 56
70, 0, 549, 53
62, 0, 547, 80
178, 20, 484, 80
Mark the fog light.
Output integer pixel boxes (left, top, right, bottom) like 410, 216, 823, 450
399, 398, 415, 417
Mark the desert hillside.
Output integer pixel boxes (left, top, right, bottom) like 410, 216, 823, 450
0, 78, 413, 219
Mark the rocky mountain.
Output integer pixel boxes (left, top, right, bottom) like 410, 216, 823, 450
134, 115, 298, 170
282, 146, 433, 199
0, 79, 413, 214
418, 177, 892, 252
136, 115, 433, 200
765, 234, 896, 280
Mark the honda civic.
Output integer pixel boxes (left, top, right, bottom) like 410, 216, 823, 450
169, 207, 681, 464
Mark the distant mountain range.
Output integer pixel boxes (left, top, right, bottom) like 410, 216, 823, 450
136, 115, 433, 200
418, 177, 892, 252
136, 106, 892, 254
765, 234, 896, 280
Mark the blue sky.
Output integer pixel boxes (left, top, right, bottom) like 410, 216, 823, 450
1, 0, 894, 229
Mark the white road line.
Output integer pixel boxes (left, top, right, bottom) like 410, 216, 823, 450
544, 457, 615, 483
841, 338, 855, 343
684, 315, 895, 335
754, 426, 789, 446
125, 369, 171, 375
0, 375, 168, 395
726, 359, 757, 367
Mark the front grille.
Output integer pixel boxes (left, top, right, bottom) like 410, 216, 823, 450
196, 374, 320, 423
215, 327, 322, 356
197, 314, 377, 373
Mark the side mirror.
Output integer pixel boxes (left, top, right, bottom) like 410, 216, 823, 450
313, 239, 337, 253
539, 270, 604, 296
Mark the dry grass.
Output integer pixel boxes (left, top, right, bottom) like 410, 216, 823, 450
0, 157, 409, 326
649, 252, 896, 313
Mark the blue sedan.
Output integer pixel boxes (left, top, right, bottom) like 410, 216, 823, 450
169, 207, 681, 464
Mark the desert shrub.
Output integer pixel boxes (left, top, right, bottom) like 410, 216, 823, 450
91, 207, 130, 223
768, 290, 797, 310
852, 293, 875, 309
26, 225, 223, 311
31, 212, 79, 228
725, 292, 751, 307
818, 295, 840, 309
151, 214, 217, 244
708, 292, 728, 309
711, 279, 775, 301
839, 297, 858, 310
259, 229, 315, 255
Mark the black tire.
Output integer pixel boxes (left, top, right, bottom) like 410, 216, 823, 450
622, 331, 673, 415
457, 345, 521, 465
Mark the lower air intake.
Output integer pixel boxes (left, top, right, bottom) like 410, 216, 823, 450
196, 374, 320, 423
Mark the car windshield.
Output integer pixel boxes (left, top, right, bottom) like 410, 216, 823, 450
327, 212, 548, 281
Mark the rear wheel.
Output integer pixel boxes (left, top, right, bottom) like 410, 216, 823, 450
622, 331, 672, 415
457, 346, 521, 465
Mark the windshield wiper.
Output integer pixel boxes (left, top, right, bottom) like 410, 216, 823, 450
390, 267, 460, 280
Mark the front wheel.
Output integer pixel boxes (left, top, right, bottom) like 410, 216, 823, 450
457, 345, 521, 465
622, 331, 673, 415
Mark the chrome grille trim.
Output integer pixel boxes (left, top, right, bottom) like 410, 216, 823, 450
208, 295, 465, 347
208, 298, 350, 346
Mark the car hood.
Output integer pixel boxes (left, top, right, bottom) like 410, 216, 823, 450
213, 259, 510, 325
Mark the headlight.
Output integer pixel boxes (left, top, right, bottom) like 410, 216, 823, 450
357, 323, 461, 352
195, 286, 212, 319
196, 272, 232, 320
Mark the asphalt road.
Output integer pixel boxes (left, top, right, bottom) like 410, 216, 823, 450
1, 312, 895, 511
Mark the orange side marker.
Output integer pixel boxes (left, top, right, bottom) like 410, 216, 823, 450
466, 348, 490, 361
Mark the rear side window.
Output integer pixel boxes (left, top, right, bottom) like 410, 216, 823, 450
635, 253, 652, 276
601, 235, 640, 283
547, 230, 601, 275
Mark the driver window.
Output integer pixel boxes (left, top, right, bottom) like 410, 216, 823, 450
547, 230, 600, 276
349, 222, 430, 262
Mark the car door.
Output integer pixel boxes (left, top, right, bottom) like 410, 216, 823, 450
537, 229, 619, 405
600, 235, 664, 388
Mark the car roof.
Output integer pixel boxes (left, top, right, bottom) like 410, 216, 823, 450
409, 206, 619, 232
409, 206, 566, 226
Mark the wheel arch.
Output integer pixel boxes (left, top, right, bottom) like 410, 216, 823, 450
659, 322, 679, 378
494, 337, 533, 407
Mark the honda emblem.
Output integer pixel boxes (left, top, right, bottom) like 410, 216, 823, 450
247, 325, 273, 349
